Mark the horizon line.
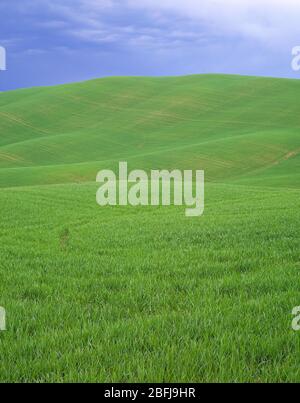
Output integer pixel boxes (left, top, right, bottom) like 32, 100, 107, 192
1, 72, 300, 94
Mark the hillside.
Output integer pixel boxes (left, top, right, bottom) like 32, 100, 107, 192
1, 75, 300, 382
0, 74, 299, 188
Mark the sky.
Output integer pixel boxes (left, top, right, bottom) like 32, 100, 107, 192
1, 0, 300, 91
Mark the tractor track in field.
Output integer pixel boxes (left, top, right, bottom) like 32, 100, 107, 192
0, 111, 51, 135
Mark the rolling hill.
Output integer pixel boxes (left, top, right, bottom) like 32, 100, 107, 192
0, 74, 299, 188
0, 75, 300, 383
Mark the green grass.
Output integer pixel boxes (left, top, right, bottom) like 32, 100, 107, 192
0, 74, 299, 382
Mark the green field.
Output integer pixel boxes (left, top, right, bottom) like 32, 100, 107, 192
0, 74, 300, 382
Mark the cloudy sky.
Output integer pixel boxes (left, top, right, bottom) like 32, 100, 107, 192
0, 0, 300, 90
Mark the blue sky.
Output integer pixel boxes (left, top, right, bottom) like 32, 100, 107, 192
1, 0, 300, 90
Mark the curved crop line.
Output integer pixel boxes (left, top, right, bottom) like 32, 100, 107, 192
0, 112, 51, 135
0, 129, 294, 172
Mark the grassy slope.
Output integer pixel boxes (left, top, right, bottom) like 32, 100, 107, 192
0, 75, 299, 382
0, 75, 299, 187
